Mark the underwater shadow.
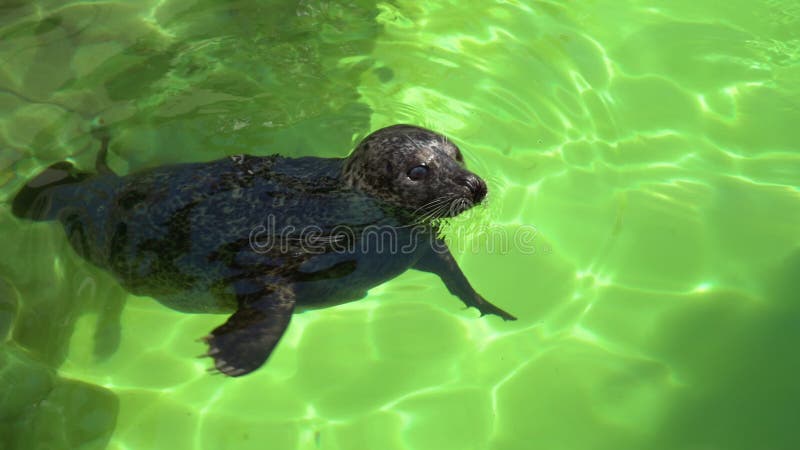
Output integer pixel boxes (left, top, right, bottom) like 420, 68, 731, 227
650, 250, 800, 450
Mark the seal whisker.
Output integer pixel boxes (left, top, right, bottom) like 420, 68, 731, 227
410, 196, 449, 215
414, 200, 455, 224
413, 196, 447, 211
416, 198, 451, 218
410, 196, 452, 219
446, 197, 471, 217
448, 198, 460, 216
410, 208, 438, 226
403, 133, 427, 154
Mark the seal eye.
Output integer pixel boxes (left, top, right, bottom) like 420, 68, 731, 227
407, 165, 429, 181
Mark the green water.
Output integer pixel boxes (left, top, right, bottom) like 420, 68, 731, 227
1, 0, 799, 449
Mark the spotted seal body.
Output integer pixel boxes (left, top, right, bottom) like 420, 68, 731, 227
12, 124, 516, 376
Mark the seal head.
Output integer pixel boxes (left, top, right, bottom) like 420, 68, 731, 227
342, 124, 487, 220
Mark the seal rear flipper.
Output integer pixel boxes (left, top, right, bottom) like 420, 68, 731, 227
413, 237, 517, 321
11, 161, 92, 221
203, 283, 296, 377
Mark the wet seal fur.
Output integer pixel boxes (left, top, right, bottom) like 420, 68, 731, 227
11, 124, 516, 376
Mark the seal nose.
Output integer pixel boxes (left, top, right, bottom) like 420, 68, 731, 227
470, 177, 487, 203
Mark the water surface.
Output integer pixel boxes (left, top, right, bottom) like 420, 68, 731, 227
1, 1, 798, 449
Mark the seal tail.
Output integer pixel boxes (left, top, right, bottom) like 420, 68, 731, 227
11, 161, 93, 221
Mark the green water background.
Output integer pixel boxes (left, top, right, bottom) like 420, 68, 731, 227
1, 0, 799, 449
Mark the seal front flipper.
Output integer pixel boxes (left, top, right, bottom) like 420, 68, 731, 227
204, 282, 295, 377
414, 237, 517, 321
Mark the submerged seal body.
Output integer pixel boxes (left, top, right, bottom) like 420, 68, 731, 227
11, 124, 516, 376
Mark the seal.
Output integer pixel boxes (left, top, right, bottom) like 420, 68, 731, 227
11, 124, 516, 376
